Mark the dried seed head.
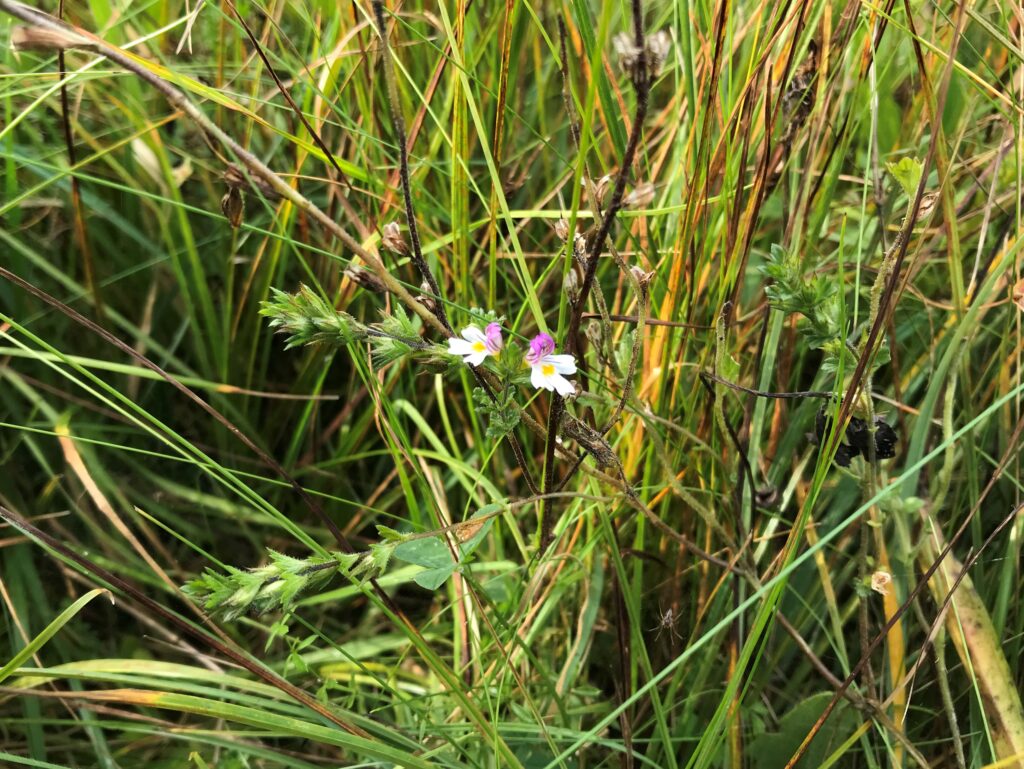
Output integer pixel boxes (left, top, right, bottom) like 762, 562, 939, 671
917, 192, 939, 222
573, 233, 588, 261
563, 267, 581, 304
455, 518, 485, 543
870, 570, 892, 596
755, 486, 780, 508
646, 31, 672, 78
595, 174, 615, 206
613, 32, 644, 79
554, 218, 571, 243
630, 265, 655, 288
344, 265, 387, 294
220, 188, 244, 229
381, 222, 408, 255
223, 164, 247, 189
222, 163, 281, 201
625, 182, 656, 208
417, 279, 437, 312
614, 30, 671, 83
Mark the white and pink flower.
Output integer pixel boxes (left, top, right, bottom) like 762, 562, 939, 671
525, 333, 576, 396
447, 322, 504, 366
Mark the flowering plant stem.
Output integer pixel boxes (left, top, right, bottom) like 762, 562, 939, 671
540, 0, 651, 550
372, 0, 452, 333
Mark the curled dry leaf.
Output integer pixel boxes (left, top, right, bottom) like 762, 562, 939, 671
455, 518, 484, 543
870, 570, 892, 595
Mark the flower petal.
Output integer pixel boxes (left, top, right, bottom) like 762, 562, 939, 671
526, 333, 556, 364
531, 364, 553, 391
461, 326, 487, 343
467, 351, 489, 366
485, 323, 504, 354
546, 354, 577, 375
448, 338, 475, 356
550, 372, 575, 397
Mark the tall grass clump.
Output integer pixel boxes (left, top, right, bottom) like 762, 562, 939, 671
1, 0, 1024, 767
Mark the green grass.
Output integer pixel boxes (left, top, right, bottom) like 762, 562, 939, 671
2, 0, 1024, 767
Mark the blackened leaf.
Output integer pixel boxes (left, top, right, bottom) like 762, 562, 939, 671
844, 417, 873, 454
873, 420, 898, 459
833, 444, 858, 468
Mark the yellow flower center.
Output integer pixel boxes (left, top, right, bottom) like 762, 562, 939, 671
472, 341, 486, 353
541, 363, 555, 377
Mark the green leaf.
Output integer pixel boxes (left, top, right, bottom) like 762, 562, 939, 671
375, 525, 407, 542
748, 692, 859, 769
393, 536, 453, 570
720, 352, 740, 382
411, 564, 458, 591
394, 536, 457, 591
886, 157, 923, 198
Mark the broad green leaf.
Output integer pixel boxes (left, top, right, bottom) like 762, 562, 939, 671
394, 534, 457, 590
748, 692, 858, 769
886, 157, 923, 198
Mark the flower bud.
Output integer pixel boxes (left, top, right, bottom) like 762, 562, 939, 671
630, 265, 655, 288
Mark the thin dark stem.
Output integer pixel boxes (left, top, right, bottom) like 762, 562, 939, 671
699, 371, 833, 400
600, 275, 649, 435
583, 312, 712, 329
540, 0, 650, 551
56, 0, 102, 321
782, 405, 1021, 768
372, 0, 451, 333
0, 0, 446, 337
564, 0, 650, 358
225, 0, 368, 239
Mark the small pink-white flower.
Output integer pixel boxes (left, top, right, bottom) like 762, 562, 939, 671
525, 333, 576, 396
447, 323, 503, 366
